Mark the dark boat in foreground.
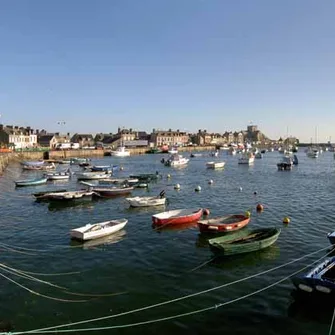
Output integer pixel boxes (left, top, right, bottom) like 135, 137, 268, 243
208, 227, 281, 256
327, 231, 335, 245
292, 257, 335, 296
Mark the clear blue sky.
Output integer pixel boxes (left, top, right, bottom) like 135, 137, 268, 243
0, 0, 334, 142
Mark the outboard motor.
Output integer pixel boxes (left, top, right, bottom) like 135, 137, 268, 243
159, 190, 166, 198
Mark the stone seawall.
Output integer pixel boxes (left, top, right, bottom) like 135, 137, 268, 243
0, 153, 21, 174
1, 146, 216, 164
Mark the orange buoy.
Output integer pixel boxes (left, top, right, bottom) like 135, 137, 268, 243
203, 208, 210, 216
256, 203, 264, 212
283, 217, 290, 224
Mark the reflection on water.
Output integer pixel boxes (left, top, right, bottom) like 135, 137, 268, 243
48, 200, 95, 211
208, 244, 281, 270
153, 221, 199, 233
69, 229, 127, 249
288, 290, 335, 324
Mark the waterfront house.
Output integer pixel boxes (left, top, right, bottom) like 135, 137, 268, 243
38, 134, 58, 149
71, 133, 95, 148
0, 125, 37, 149
150, 129, 189, 147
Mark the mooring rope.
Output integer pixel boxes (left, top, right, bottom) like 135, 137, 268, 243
5, 244, 331, 335
0, 264, 64, 289
329, 306, 335, 335
0, 272, 90, 303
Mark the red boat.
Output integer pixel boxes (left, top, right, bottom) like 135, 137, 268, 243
152, 208, 204, 226
197, 214, 250, 233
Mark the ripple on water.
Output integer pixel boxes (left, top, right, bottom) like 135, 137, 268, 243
0, 151, 334, 334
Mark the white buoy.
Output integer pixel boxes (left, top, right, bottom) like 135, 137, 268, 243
239, 187, 243, 191
174, 183, 180, 190
167, 174, 171, 179
208, 179, 214, 184
195, 185, 201, 192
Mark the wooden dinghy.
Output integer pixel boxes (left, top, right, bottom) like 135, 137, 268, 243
70, 219, 128, 241
152, 208, 204, 226
198, 214, 250, 233
208, 227, 281, 256
126, 191, 166, 207
47, 190, 94, 202
15, 177, 48, 187
33, 189, 68, 201
206, 161, 225, 169
92, 186, 134, 198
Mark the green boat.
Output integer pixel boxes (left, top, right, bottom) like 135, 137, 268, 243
208, 227, 281, 256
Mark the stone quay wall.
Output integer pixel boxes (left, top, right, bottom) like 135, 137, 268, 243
0, 145, 216, 166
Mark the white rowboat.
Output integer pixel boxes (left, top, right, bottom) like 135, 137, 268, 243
206, 161, 225, 169
126, 196, 166, 207
70, 219, 128, 241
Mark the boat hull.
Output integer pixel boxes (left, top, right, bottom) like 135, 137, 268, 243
152, 208, 203, 226
93, 187, 134, 198
126, 196, 166, 207
15, 178, 48, 187
70, 219, 128, 241
198, 215, 250, 233
208, 227, 281, 256
292, 257, 335, 297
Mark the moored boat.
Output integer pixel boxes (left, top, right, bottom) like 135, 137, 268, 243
277, 155, 294, 171
126, 191, 166, 207
198, 214, 250, 233
164, 154, 189, 167
238, 152, 255, 165
110, 146, 130, 157
33, 189, 68, 201
92, 186, 134, 198
21, 160, 44, 166
45, 169, 71, 180
70, 219, 128, 241
76, 171, 111, 180
327, 231, 335, 245
15, 177, 48, 187
292, 257, 335, 296
152, 208, 204, 226
47, 190, 94, 202
206, 161, 225, 169
208, 227, 281, 256
22, 163, 56, 171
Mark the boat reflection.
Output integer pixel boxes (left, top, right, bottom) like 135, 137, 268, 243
288, 289, 335, 324
153, 221, 198, 233
70, 229, 127, 249
125, 204, 166, 214
48, 201, 94, 211
195, 228, 249, 248
207, 244, 280, 270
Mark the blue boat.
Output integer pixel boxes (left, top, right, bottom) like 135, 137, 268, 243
15, 177, 48, 187
91, 165, 118, 172
292, 257, 335, 296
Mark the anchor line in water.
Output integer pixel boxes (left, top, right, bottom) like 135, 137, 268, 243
329, 306, 335, 335
6, 244, 332, 335
0, 264, 64, 289
0, 272, 90, 303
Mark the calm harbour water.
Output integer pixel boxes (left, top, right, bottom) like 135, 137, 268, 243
0, 149, 335, 335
